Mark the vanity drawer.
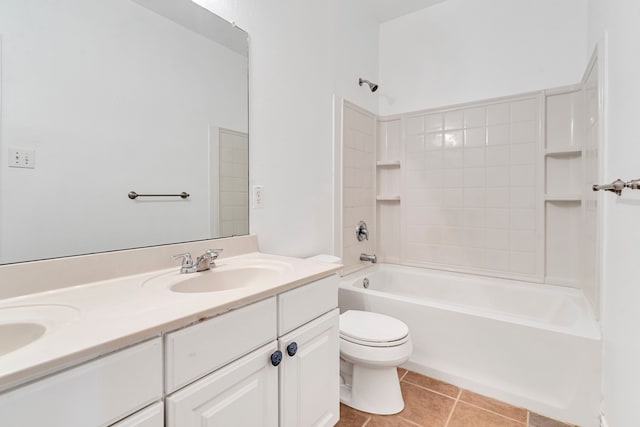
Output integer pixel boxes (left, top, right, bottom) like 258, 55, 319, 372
278, 274, 338, 335
0, 338, 162, 427
165, 297, 277, 393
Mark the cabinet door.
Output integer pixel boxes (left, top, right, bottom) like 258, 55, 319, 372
166, 341, 279, 427
279, 309, 339, 427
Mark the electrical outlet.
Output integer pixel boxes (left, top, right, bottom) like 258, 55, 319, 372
252, 185, 264, 209
8, 148, 36, 169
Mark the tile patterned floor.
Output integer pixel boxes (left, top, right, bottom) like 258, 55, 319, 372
336, 369, 577, 427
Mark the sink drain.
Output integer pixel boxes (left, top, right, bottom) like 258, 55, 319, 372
363, 278, 369, 289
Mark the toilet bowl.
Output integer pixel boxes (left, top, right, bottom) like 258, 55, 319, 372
339, 310, 413, 415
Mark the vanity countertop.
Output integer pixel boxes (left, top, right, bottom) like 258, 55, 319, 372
0, 252, 341, 393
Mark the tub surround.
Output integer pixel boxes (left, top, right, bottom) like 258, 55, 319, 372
0, 235, 341, 393
339, 69, 601, 305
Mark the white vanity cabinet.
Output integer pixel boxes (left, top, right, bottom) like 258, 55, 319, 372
0, 338, 163, 427
0, 273, 339, 427
165, 274, 339, 427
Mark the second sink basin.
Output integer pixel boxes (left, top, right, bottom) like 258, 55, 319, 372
144, 259, 294, 294
0, 323, 46, 356
0, 305, 81, 356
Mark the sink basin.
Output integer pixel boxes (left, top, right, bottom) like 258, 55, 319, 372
0, 305, 80, 356
0, 323, 46, 356
171, 265, 284, 293
143, 259, 294, 293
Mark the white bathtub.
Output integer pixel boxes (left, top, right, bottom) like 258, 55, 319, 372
339, 264, 601, 427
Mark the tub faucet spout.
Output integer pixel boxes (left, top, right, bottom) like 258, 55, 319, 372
360, 253, 377, 263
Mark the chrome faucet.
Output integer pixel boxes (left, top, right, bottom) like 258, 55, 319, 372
172, 249, 223, 273
360, 253, 377, 263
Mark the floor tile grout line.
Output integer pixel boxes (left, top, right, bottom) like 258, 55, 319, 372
400, 378, 460, 401
344, 369, 536, 427
456, 400, 528, 425
399, 416, 424, 427
444, 389, 462, 427
404, 372, 531, 424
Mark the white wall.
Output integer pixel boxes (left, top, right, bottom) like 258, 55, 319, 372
588, 1, 640, 425
0, 0, 247, 263
329, 2, 380, 115
379, 0, 589, 116
195, 0, 379, 257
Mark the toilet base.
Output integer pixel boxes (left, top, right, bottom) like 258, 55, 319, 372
340, 363, 404, 415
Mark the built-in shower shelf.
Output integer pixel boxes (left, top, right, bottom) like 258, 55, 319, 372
545, 147, 582, 156
376, 160, 401, 167
376, 195, 401, 201
545, 194, 581, 201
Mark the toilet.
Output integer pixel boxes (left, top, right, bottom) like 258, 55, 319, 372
305, 255, 413, 415
339, 310, 413, 415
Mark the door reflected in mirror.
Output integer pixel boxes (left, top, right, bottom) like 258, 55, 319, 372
0, 0, 249, 264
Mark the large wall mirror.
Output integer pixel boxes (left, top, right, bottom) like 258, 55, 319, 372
0, 0, 249, 264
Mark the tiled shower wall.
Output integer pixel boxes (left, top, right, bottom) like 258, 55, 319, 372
342, 102, 377, 274
402, 96, 543, 281
341, 81, 600, 304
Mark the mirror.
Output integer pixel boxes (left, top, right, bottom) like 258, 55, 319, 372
0, 0, 249, 264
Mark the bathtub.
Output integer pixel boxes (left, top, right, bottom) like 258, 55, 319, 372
339, 264, 601, 427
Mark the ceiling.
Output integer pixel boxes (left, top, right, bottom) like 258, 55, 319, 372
370, 0, 447, 23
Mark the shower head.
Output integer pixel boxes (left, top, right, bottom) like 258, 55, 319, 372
359, 78, 379, 92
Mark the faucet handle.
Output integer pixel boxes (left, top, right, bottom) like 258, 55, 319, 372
206, 249, 224, 259
356, 221, 369, 242
205, 249, 223, 267
171, 252, 193, 267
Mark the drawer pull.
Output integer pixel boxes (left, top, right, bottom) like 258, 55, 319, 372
270, 350, 283, 366
286, 342, 298, 357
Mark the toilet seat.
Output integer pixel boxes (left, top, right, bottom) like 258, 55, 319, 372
340, 310, 409, 347
340, 334, 409, 347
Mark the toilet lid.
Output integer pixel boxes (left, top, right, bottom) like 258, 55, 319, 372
340, 310, 409, 345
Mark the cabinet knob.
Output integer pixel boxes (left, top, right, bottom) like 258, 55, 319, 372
286, 342, 298, 357
270, 350, 283, 366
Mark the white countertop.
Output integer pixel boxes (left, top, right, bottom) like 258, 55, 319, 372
0, 252, 341, 392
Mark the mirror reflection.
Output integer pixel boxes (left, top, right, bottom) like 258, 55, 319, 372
0, 0, 249, 264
